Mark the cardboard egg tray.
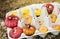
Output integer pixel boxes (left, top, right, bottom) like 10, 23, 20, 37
6, 2, 60, 39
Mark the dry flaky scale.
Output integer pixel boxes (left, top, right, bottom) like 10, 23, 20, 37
5, 2, 60, 39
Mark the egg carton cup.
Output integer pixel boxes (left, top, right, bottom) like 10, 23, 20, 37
30, 4, 43, 18
6, 2, 60, 39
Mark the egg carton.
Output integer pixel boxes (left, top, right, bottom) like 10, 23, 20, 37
6, 2, 60, 39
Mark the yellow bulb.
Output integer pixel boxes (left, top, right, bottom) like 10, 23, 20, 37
52, 25, 60, 30
21, 15, 32, 24
39, 26, 48, 33
9, 11, 17, 16
49, 14, 57, 23
35, 9, 41, 17
21, 9, 29, 17
26, 16, 32, 24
